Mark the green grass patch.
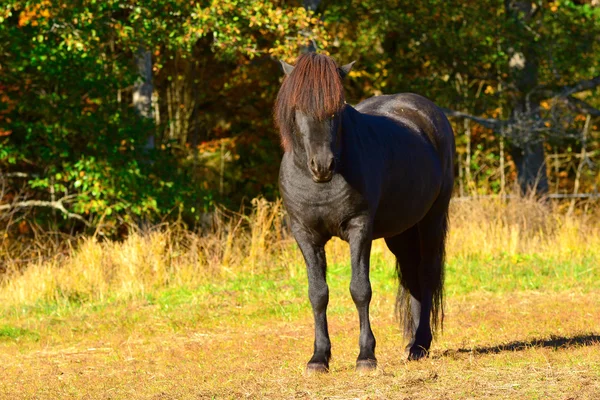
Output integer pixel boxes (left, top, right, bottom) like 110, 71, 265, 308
446, 253, 600, 294
1, 251, 599, 329
0, 325, 40, 342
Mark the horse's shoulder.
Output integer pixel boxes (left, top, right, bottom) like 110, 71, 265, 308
356, 93, 437, 115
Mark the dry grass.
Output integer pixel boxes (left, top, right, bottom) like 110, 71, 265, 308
2, 196, 599, 308
1, 196, 600, 398
0, 198, 292, 307
0, 290, 598, 399
448, 196, 600, 259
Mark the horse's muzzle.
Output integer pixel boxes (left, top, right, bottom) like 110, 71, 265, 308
311, 173, 333, 183
309, 156, 335, 183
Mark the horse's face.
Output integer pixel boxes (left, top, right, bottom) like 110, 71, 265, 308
295, 110, 341, 183
279, 58, 355, 183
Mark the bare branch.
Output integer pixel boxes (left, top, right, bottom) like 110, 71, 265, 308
558, 75, 600, 98
440, 108, 507, 131
3, 172, 30, 178
0, 199, 90, 226
442, 76, 600, 146
453, 193, 600, 201
564, 96, 600, 118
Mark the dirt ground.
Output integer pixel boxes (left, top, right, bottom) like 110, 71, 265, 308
1, 291, 599, 399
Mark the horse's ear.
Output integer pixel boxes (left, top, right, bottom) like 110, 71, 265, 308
338, 61, 356, 79
280, 60, 295, 76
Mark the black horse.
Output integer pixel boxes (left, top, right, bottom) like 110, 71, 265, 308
275, 53, 455, 373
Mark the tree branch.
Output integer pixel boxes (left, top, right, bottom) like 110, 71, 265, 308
558, 75, 600, 98
440, 107, 507, 131
565, 96, 600, 118
0, 199, 90, 226
442, 76, 600, 139
2, 172, 39, 178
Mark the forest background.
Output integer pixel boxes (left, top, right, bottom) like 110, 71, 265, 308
2, 3, 600, 397
1, 0, 600, 235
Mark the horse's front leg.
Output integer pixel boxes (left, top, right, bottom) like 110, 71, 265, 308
293, 228, 331, 373
347, 218, 377, 372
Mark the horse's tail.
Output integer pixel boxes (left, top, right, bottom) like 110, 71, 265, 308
394, 209, 448, 339
394, 268, 416, 341
431, 209, 448, 336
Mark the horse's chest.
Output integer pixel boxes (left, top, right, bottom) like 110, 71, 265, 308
280, 176, 368, 237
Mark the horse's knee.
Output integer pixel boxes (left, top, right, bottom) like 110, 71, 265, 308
350, 279, 372, 306
308, 282, 329, 311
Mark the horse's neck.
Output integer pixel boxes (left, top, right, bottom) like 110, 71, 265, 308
340, 106, 367, 148
341, 105, 362, 135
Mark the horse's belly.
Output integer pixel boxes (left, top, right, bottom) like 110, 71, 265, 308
371, 209, 428, 239
371, 173, 442, 239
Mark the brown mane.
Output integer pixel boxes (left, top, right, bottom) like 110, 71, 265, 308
274, 53, 345, 152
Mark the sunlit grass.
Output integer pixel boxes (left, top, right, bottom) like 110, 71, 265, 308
1, 197, 599, 399
1, 196, 599, 315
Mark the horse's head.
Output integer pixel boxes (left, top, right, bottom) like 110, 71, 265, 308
294, 108, 345, 183
275, 54, 354, 183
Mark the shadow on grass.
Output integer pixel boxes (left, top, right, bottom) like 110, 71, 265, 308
440, 334, 600, 358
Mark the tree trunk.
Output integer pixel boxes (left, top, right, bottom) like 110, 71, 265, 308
510, 141, 549, 195
133, 47, 155, 152
303, 0, 321, 10
302, 0, 322, 52
505, 0, 549, 195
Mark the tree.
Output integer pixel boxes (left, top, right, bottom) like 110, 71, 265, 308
0, 0, 328, 231
1, 0, 599, 235
321, 0, 600, 195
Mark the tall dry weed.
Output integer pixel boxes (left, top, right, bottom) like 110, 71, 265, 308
1, 196, 599, 309
448, 196, 600, 258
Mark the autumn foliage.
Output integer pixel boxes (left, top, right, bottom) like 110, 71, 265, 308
1, 0, 599, 234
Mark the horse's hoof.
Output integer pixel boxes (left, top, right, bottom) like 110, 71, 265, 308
356, 359, 377, 373
306, 362, 329, 374
407, 346, 429, 361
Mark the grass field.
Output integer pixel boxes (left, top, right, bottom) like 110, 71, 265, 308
1, 197, 600, 399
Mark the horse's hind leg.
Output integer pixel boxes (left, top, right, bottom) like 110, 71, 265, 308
411, 206, 448, 360
386, 205, 448, 361
385, 226, 422, 355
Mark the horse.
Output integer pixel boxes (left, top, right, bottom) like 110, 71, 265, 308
275, 53, 455, 373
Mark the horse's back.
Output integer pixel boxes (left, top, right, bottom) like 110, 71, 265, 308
355, 93, 455, 176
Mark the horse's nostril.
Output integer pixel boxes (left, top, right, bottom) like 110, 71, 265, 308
310, 158, 317, 170
328, 158, 335, 171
